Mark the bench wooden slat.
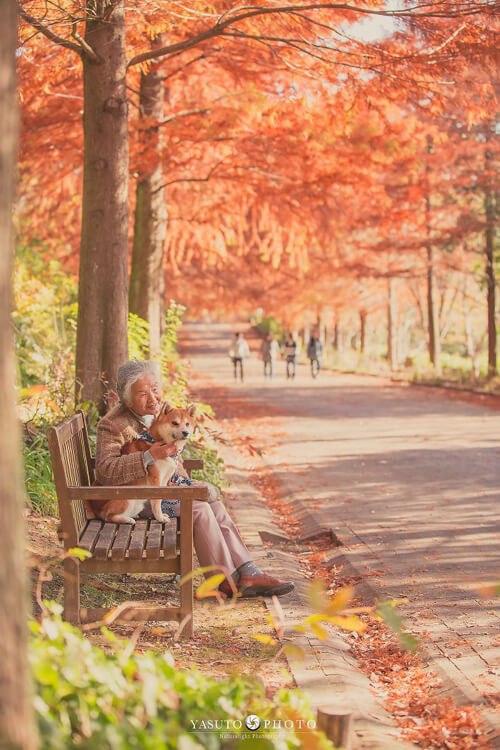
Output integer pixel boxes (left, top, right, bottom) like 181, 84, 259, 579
93, 522, 118, 560
80, 606, 190, 624
79, 520, 103, 553
128, 519, 148, 559
145, 521, 162, 560
67, 486, 208, 501
111, 523, 133, 560
163, 522, 178, 559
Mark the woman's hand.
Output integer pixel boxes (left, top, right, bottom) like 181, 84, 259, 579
149, 441, 179, 461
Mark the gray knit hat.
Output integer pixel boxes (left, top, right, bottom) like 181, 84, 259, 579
116, 360, 162, 403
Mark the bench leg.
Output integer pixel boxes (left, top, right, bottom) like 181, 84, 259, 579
179, 498, 193, 638
63, 557, 80, 625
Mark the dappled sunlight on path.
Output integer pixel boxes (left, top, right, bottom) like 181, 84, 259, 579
180, 321, 500, 738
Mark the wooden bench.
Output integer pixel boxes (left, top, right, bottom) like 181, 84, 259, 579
47, 410, 208, 637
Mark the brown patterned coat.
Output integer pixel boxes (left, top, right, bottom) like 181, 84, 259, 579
94, 404, 148, 486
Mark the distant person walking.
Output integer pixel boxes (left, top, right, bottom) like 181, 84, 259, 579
260, 333, 280, 379
307, 331, 323, 378
229, 332, 250, 382
284, 333, 298, 379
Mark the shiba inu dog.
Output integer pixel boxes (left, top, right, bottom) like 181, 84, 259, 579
85, 403, 196, 524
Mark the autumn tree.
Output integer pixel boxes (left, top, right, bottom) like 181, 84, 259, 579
18, 0, 500, 407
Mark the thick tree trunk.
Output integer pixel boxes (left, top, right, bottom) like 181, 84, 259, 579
0, 4, 39, 748
484, 146, 497, 377
387, 278, 397, 369
75, 0, 129, 412
130, 42, 167, 357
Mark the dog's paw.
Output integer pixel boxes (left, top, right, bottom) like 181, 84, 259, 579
113, 516, 136, 524
154, 514, 171, 524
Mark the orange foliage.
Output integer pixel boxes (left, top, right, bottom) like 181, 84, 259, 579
17, 1, 498, 316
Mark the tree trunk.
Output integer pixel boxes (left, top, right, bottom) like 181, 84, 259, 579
333, 318, 340, 350
387, 278, 397, 369
303, 325, 310, 349
75, 0, 129, 413
484, 145, 497, 378
360, 311, 367, 354
462, 276, 478, 382
426, 196, 441, 375
130, 39, 167, 357
0, 4, 39, 747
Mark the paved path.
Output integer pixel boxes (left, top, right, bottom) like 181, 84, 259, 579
180, 322, 500, 744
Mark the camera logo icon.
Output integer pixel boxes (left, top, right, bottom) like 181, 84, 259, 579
245, 714, 261, 731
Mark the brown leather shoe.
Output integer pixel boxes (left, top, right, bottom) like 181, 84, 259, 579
238, 573, 294, 598
218, 579, 238, 599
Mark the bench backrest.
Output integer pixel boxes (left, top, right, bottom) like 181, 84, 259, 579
47, 410, 94, 546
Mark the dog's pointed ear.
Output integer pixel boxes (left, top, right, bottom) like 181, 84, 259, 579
158, 401, 172, 416
187, 404, 196, 418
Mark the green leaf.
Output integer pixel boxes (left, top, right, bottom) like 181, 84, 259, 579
326, 615, 367, 633
284, 643, 306, 661
195, 574, 226, 598
310, 622, 329, 640
67, 547, 92, 561
325, 585, 353, 614
250, 634, 278, 646
306, 578, 328, 613
377, 601, 418, 652
179, 565, 226, 585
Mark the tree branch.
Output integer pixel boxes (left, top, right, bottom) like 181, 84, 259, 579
127, 1, 499, 68
71, 18, 100, 62
152, 160, 225, 193
158, 107, 210, 126
18, 6, 83, 57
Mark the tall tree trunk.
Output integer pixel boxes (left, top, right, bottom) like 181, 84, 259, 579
0, 4, 39, 747
333, 317, 340, 350
303, 324, 310, 349
387, 278, 397, 369
462, 276, 478, 382
426, 194, 441, 375
130, 39, 167, 357
485, 144, 497, 377
75, 0, 129, 413
360, 310, 367, 353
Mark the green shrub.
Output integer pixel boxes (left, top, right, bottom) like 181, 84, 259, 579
128, 314, 151, 361
23, 431, 58, 516
183, 440, 227, 493
253, 316, 285, 341
30, 607, 333, 749
13, 244, 77, 392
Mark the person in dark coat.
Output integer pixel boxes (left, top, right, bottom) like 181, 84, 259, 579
307, 331, 323, 378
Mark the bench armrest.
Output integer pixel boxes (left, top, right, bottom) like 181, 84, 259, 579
67, 485, 209, 501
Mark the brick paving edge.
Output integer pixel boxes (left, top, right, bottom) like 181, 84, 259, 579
220, 447, 419, 750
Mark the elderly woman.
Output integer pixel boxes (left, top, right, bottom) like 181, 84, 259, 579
95, 360, 294, 599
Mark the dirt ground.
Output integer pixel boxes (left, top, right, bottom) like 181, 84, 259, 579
26, 514, 293, 697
